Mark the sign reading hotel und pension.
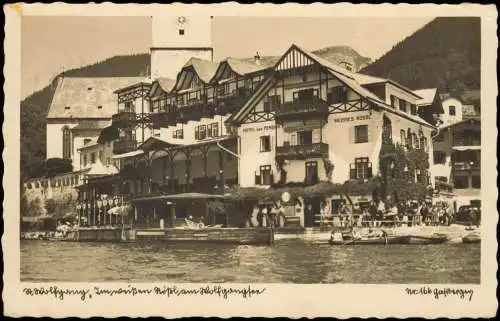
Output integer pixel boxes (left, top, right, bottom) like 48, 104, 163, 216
243, 124, 280, 133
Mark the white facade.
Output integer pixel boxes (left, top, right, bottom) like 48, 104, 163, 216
46, 120, 103, 170
439, 97, 463, 127
236, 58, 434, 189
151, 15, 213, 80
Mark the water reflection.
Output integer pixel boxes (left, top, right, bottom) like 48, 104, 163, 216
21, 240, 480, 283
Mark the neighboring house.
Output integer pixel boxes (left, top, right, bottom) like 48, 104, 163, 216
413, 88, 444, 126
432, 117, 480, 207
438, 96, 464, 127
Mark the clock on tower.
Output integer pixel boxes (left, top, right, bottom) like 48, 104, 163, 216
150, 15, 213, 80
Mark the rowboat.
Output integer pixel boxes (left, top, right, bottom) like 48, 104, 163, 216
330, 235, 411, 245
407, 234, 448, 245
462, 233, 481, 244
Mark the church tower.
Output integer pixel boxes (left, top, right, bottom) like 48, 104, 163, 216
150, 15, 213, 80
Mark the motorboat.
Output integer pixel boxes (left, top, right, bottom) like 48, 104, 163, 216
407, 233, 448, 244
329, 234, 411, 245
462, 233, 481, 244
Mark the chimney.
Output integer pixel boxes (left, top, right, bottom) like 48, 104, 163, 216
254, 52, 261, 65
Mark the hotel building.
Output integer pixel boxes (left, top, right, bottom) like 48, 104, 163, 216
26, 15, 444, 228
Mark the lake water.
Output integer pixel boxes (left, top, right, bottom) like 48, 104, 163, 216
21, 240, 480, 283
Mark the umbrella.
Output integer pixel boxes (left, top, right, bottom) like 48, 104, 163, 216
107, 205, 131, 216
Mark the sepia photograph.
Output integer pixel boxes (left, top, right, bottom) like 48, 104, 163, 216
3, 3, 498, 318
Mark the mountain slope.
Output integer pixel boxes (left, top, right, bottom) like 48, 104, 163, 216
360, 17, 480, 95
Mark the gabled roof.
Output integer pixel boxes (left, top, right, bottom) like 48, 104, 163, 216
150, 77, 175, 97
292, 44, 422, 100
209, 58, 271, 84
227, 44, 434, 129
113, 78, 152, 94
47, 76, 144, 119
414, 88, 438, 106
182, 57, 219, 84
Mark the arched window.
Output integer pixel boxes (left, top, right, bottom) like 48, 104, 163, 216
382, 116, 392, 142
62, 126, 71, 159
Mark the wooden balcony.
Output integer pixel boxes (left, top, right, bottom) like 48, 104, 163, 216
276, 97, 329, 123
276, 143, 329, 160
112, 111, 136, 128
177, 102, 213, 123
113, 138, 137, 155
214, 94, 249, 115
150, 111, 178, 129
453, 161, 480, 171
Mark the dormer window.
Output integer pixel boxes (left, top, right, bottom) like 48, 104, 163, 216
88, 87, 93, 91
179, 29, 185, 35
97, 105, 103, 109
64, 106, 70, 110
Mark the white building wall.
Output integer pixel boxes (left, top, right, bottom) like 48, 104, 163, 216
431, 130, 453, 182
324, 110, 382, 183
47, 121, 103, 170
385, 83, 419, 106
46, 122, 77, 160
159, 114, 230, 143
238, 120, 281, 187
439, 97, 463, 127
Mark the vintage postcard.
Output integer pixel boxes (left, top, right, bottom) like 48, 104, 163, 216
3, 3, 498, 318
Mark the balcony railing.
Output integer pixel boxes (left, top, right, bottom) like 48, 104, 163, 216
215, 93, 250, 115
276, 97, 329, 122
276, 142, 329, 160
177, 103, 213, 123
113, 138, 137, 155
452, 138, 481, 147
453, 161, 480, 171
112, 111, 136, 128
150, 110, 178, 129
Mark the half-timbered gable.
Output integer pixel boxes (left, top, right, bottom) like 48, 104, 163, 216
229, 44, 435, 188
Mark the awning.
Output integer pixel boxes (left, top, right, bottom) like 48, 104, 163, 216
86, 160, 119, 176
138, 136, 182, 151
452, 146, 481, 151
131, 193, 225, 203
112, 149, 144, 159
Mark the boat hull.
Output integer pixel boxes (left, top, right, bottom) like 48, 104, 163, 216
408, 235, 448, 245
330, 235, 411, 245
462, 235, 481, 244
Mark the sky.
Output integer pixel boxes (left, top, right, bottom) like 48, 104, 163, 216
21, 16, 434, 99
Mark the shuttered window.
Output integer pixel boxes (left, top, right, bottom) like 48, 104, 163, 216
260, 135, 271, 152
305, 161, 319, 184
400, 130, 406, 146
354, 125, 368, 143
350, 158, 372, 180
256, 165, 273, 185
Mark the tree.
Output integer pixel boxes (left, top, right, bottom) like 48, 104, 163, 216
26, 197, 44, 217
45, 158, 73, 177
45, 198, 57, 215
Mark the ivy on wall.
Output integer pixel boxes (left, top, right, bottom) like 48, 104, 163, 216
378, 138, 431, 203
